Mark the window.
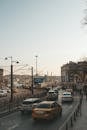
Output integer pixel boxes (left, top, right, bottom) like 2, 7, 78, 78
36, 104, 50, 108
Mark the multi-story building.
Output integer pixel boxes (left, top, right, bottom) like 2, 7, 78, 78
0, 68, 3, 87
61, 61, 87, 84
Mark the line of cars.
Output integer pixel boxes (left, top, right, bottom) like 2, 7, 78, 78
19, 87, 73, 120
19, 86, 62, 120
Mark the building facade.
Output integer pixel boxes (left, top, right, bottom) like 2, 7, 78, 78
0, 69, 3, 87
61, 61, 87, 84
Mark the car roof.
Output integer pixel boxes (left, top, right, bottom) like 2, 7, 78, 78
39, 101, 56, 104
48, 90, 55, 93
23, 98, 40, 102
63, 91, 71, 94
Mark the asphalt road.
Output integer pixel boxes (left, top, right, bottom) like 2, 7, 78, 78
0, 90, 79, 130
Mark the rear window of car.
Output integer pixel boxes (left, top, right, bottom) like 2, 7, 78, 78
63, 93, 71, 96
36, 103, 50, 108
23, 99, 40, 105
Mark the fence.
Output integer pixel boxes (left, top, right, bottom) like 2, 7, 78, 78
0, 90, 47, 117
58, 96, 82, 130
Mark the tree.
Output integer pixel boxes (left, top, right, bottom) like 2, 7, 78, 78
83, 1, 87, 25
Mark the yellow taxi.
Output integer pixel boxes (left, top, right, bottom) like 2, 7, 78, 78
32, 101, 62, 120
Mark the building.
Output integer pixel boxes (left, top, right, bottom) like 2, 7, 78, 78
0, 69, 3, 88
61, 61, 87, 84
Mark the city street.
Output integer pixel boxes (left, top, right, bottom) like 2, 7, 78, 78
0, 1, 86, 130
0, 90, 79, 130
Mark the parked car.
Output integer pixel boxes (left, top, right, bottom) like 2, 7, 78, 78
0, 89, 7, 97
32, 101, 62, 120
19, 98, 41, 114
62, 91, 73, 102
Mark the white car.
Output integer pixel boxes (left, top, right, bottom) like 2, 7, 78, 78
0, 90, 7, 97
62, 92, 73, 102
66, 89, 73, 95
19, 98, 41, 114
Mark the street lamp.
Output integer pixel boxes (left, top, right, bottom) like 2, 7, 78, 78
31, 66, 34, 95
5, 56, 19, 102
35, 55, 38, 76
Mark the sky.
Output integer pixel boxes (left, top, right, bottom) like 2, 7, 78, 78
0, 0, 87, 76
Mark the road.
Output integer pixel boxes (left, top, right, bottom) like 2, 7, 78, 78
0, 90, 79, 130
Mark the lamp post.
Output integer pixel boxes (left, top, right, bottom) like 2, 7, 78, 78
35, 55, 38, 76
5, 56, 19, 102
31, 66, 34, 95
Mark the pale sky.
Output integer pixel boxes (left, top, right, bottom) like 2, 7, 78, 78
0, 0, 87, 76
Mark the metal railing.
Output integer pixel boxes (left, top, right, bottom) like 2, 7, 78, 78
59, 97, 82, 130
0, 90, 47, 117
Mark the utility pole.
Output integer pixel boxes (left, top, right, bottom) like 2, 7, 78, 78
5, 56, 19, 102
10, 56, 13, 102
35, 55, 38, 76
31, 66, 34, 95
11, 63, 13, 102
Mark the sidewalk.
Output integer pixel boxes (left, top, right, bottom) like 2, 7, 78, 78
70, 95, 87, 130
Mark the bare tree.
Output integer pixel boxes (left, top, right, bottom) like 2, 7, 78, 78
83, 9, 87, 24
83, 1, 87, 25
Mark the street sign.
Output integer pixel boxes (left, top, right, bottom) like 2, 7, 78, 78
34, 77, 44, 84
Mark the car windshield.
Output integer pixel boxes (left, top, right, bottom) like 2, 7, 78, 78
36, 103, 50, 108
23, 100, 39, 105
63, 94, 71, 96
